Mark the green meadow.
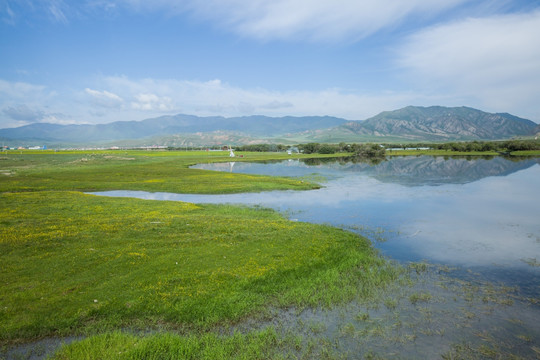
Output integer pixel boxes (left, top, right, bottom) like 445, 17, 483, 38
0, 150, 400, 358
0, 150, 326, 194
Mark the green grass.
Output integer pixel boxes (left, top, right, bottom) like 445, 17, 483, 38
0, 150, 402, 360
0, 151, 400, 349
50, 326, 346, 359
6, 149, 536, 358
408, 292, 432, 305
509, 150, 540, 156
0, 151, 329, 194
51, 328, 297, 360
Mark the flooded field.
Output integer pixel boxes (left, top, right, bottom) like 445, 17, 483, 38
100, 156, 539, 278
86, 156, 540, 358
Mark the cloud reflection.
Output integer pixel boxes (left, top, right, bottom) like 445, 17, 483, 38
91, 157, 540, 268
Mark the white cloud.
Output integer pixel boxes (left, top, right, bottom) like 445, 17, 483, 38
239, 0, 464, 41
260, 100, 294, 110
131, 93, 173, 111
99, 75, 432, 120
0, 80, 64, 128
116, 0, 469, 41
0, 75, 452, 128
85, 88, 124, 108
0, 79, 48, 100
2, 104, 45, 122
4, 71, 535, 129
1, 0, 71, 24
397, 10, 540, 120
1, 1, 16, 25
84, 0, 117, 12
1, 104, 72, 127
48, 0, 68, 23
40, 114, 74, 125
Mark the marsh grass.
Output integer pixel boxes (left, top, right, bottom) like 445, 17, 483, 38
0, 151, 326, 194
50, 327, 303, 360
4, 150, 536, 358
409, 292, 432, 305
521, 258, 540, 267
0, 190, 399, 345
1, 150, 403, 358
509, 150, 540, 156
273, 261, 540, 359
30, 261, 540, 359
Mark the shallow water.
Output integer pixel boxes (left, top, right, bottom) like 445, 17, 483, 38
232, 266, 540, 359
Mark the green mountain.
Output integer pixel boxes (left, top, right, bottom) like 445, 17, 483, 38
114, 131, 272, 148
1, 106, 537, 147
339, 106, 536, 141
533, 124, 540, 137
0, 114, 347, 147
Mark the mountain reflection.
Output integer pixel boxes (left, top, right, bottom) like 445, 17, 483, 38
300, 156, 537, 186
97, 156, 540, 270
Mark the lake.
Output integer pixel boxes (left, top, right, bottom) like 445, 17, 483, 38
95, 156, 540, 289
89, 155, 540, 358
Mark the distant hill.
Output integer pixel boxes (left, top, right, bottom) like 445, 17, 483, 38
114, 131, 272, 148
0, 106, 537, 146
533, 124, 540, 137
338, 106, 537, 141
0, 114, 347, 146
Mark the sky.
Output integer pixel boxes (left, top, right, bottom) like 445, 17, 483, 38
1, 0, 539, 129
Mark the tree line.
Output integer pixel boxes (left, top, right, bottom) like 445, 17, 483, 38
382, 139, 540, 152
166, 139, 539, 154
237, 139, 539, 155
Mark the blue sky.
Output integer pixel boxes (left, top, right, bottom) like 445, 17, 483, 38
1, 0, 539, 128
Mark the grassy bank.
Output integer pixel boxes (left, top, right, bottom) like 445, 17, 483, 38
0, 151, 399, 355
51, 328, 299, 360
0, 191, 398, 344
0, 150, 339, 194
508, 150, 540, 156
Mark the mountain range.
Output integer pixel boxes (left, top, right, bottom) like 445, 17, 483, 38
1, 106, 537, 147
339, 106, 536, 141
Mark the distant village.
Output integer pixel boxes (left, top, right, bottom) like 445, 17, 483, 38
1, 145, 170, 151
2, 145, 48, 150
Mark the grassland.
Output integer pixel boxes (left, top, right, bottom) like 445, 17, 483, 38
51, 328, 303, 360
0, 150, 400, 358
0, 150, 332, 194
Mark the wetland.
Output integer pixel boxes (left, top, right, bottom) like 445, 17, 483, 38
1, 151, 539, 359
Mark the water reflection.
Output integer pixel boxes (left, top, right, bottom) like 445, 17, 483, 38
193, 155, 538, 186
92, 156, 540, 279
85, 156, 540, 359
